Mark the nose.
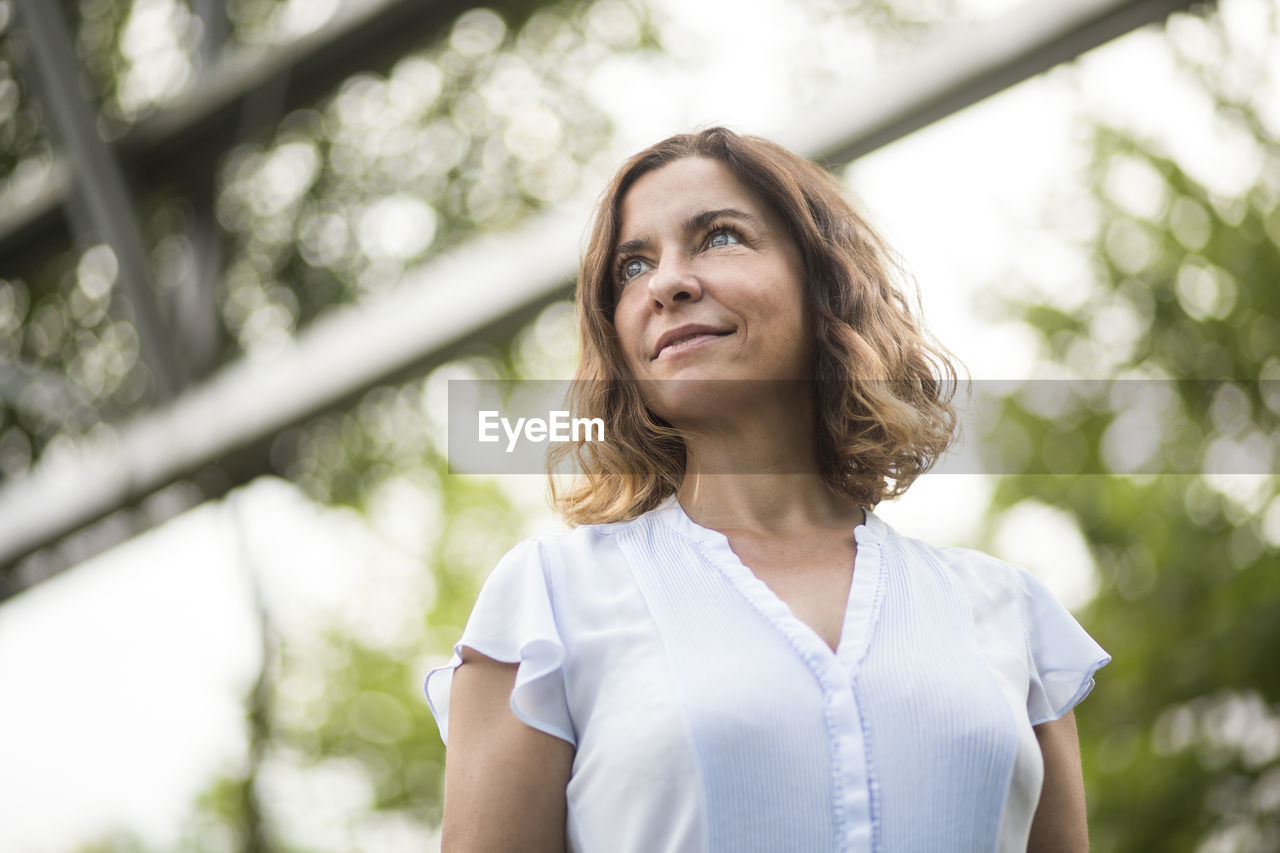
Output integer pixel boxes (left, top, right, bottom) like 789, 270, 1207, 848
646, 254, 702, 309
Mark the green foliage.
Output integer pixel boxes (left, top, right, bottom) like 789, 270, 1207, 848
73, 828, 152, 853
980, 9, 1280, 850
0, 0, 645, 491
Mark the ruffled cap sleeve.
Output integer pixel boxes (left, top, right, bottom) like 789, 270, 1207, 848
1020, 567, 1111, 725
424, 538, 575, 746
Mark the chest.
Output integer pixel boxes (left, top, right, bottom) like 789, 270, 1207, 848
723, 529, 858, 653
567, 524, 1033, 853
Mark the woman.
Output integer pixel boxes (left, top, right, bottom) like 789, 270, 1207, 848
425, 127, 1109, 852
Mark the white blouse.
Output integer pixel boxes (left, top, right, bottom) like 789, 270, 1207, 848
425, 496, 1110, 852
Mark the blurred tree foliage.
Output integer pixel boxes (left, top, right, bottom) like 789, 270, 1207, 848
977, 4, 1280, 852
0, 0, 652, 489
0, 0, 964, 493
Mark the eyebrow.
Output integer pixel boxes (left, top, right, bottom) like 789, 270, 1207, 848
614, 207, 761, 258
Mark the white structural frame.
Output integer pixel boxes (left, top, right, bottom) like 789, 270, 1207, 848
0, 0, 1211, 584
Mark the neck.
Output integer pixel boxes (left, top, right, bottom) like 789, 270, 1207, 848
673, 393, 864, 533
677, 474, 864, 535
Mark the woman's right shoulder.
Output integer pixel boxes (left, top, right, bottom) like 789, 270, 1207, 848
489, 512, 649, 599
426, 512, 661, 746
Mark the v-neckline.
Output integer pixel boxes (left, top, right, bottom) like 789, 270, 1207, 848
655, 496, 886, 675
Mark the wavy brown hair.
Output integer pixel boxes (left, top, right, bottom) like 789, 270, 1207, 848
547, 127, 965, 525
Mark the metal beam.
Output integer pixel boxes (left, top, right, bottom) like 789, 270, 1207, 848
785, 0, 1210, 166
0, 209, 582, 576
0, 0, 1215, 584
0, 0, 557, 265
191, 0, 230, 71
12, 0, 189, 399
179, 0, 232, 383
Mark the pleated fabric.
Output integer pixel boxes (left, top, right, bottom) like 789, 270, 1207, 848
425, 496, 1110, 853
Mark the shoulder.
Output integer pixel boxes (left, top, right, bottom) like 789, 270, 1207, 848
497, 513, 635, 561
878, 522, 1031, 617
527, 512, 647, 563
931, 541, 1028, 595
873, 518, 1111, 724
489, 513, 654, 601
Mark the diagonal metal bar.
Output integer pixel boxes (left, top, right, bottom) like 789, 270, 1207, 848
178, 0, 232, 383
785, 0, 1212, 166
191, 0, 231, 71
12, 0, 188, 400
0, 0, 1215, 585
0, 0, 556, 267
0, 208, 582, 584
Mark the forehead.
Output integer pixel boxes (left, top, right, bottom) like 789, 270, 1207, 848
616, 157, 770, 240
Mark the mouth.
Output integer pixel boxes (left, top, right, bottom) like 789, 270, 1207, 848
652, 325, 734, 360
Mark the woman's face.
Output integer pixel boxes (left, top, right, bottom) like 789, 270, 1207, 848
611, 157, 812, 423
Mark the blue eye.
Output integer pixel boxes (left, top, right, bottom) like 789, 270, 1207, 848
618, 258, 651, 283
707, 229, 740, 248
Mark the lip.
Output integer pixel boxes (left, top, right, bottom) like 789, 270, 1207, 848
652, 323, 734, 360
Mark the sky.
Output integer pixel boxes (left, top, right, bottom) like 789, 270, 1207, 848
0, 0, 1269, 849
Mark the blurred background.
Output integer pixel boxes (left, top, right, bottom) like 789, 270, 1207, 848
0, 0, 1277, 850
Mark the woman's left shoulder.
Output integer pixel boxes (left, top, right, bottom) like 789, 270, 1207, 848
934, 541, 1028, 587
891, 528, 1030, 609
885, 524, 1111, 723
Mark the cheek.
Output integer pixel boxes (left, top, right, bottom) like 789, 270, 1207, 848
612, 299, 647, 368
755, 266, 807, 324
766, 269, 811, 353
617, 284, 653, 331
